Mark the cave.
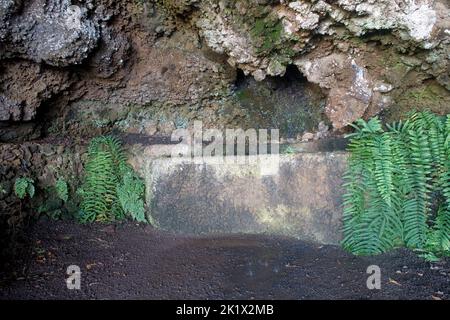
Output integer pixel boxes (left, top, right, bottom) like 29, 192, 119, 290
233, 65, 328, 139
0, 0, 449, 301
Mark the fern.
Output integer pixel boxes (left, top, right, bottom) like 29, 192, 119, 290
343, 111, 450, 260
439, 115, 450, 253
117, 167, 146, 223
14, 177, 35, 200
343, 119, 402, 255
402, 127, 431, 248
78, 135, 147, 224
55, 178, 69, 203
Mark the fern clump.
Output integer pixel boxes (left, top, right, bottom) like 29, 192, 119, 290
117, 168, 146, 223
14, 177, 35, 200
343, 111, 450, 260
78, 135, 147, 224
55, 178, 69, 203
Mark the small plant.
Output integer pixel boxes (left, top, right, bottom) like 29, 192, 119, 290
55, 178, 69, 203
0, 183, 6, 195
116, 167, 146, 223
78, 135, 147, 224
14, 177, 35, 200
282, 145, 296, 154
342, 111, 450, 260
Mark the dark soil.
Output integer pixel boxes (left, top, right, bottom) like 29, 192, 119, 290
0, 219, 448, 300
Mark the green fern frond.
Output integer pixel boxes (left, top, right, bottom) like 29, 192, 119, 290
55, 178, 69, 203
78, 135, 147, 224
14, 177, 35, 200
117, 168, 146, 223
342, 111, 450, 260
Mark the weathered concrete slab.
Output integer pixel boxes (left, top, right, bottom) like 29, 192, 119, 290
130, 150, 348, 245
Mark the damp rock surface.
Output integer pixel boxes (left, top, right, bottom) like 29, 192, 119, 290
0, 0, 448, 137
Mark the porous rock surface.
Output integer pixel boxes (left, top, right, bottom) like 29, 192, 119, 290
0, 0, 100, 66
0, 0, 448, 132
189, 0, 450, 128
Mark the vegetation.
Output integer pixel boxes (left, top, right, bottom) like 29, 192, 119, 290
281, 145, 296, 154
78, 135, 147, 224
116, 170, 146, 223
55, 178, 69, 203
0, 183, 6, 195
37, 178, 76, 220
250, 17, 283, 54
342, 111, 450, 261
14, 177, 35, 200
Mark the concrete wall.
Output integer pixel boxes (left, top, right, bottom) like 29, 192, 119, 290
130, 148, 348, 244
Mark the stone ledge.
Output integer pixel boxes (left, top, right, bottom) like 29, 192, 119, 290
132, 152, 348, 244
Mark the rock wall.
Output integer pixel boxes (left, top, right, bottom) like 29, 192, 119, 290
0, 0, 448, 141
188, 0, 450, 128
0, 141, 85, 265
0, 0, 100, 66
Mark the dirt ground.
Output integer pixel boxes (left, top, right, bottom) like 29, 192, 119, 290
0, 219, 449, 300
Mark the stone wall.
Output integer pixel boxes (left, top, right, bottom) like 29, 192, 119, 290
0, 141, 86, 262
127, 144, 348, 244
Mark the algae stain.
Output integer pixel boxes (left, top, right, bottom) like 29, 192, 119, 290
256, 204, 290, 229
143, 159, 158, 227
250, 17, 283, 54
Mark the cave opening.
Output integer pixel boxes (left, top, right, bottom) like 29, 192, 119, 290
233, 65, 328, 139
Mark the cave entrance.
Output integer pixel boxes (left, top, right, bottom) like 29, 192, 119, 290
233, 65, 328, 139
